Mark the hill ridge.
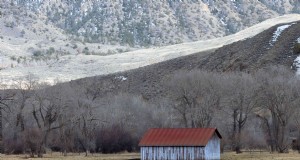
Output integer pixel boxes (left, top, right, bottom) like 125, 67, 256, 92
1, 14, 300, 85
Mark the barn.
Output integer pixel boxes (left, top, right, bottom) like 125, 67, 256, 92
139, 128, 222, 160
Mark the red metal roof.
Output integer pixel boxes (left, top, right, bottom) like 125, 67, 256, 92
139, 128, 221, 147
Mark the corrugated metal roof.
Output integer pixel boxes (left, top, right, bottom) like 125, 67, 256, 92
139, 128, 221, 147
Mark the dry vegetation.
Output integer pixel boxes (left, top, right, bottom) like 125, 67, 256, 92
1, 66, 300, 157
222, 152, 300, 160
1, 152, 300, 160
0, 153, 140, 160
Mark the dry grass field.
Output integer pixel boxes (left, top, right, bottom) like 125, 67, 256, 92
0, 153, 140, 160
222, 151, 300, 160
1, 152, 300, 160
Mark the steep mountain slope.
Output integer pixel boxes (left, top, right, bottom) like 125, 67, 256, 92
1, 14, 300, 85
200, 22, 300, 72
69, 20, 300, 101
0, 2, 134, 85
8, 0, 300, 46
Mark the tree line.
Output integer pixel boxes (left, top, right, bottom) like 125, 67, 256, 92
0, 66, 300, 157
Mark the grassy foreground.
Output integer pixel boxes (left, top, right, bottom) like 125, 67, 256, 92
222, 151, 300, 160
0, 153, 139, 160
1, 152, 300, 160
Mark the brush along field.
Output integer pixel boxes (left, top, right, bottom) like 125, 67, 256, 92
1, 152, 300, 160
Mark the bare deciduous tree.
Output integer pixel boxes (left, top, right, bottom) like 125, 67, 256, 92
14, 74, 38, 132
255, 66, 300, 153
221, 73, 258, 153
167, 70, 221, 128
0, 66, 299, 155
0, 84, 15, 153
28, 84, 72, 157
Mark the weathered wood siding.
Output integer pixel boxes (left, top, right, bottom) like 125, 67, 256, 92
140, 133, 220, 160
141, 146, 205, 160
204, 133, 220, 160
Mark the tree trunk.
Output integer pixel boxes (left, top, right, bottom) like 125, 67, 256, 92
298, 130, 300, 153
235, 123, 242, 154
183, 112, 188, 128
85, 149, 90, 156
0, 108, 3, 153
37, 151, 43, 158
232, 110, 237, 152
63, 149, 67, 156
37, 128, 50, 158
256, 115, 275, 152
278, 125, 287, 153
30, 150, 35, 158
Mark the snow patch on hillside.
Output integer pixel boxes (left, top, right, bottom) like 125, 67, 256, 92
294, 57, 300, 74
220, 18, 227, 26
270, 24, 294, 46
115, 76, 127, 81
295, 37, 300, 74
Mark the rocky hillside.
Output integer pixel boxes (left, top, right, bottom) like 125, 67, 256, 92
0, 1, 135, 85
0, 13, 299, 85
7, 0, 300, 46
200, 22, 300, 72
69, 21, 300, 101
1, 1, 300, 85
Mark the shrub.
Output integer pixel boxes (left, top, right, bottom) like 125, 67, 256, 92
95, 124, 134, 153
10, 56, 16, 61
4, 138, 24, 154
294, 42, 300, 54
83, 47, 90, 55
32, 50, 42, 57
72, 44, 78, 49
20, 30, 25, 37
107, 49, 116, 55
116, 48, 124, 53
23, 128, 43, 157
46, 47, 55, 55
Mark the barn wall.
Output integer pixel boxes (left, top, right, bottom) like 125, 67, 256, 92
204, 133, 220, 160
140, 146, 205, 160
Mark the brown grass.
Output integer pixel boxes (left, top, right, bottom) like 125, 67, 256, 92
0, 152, 140, 160
221, 151, 300, 160
1, 151, 300, 160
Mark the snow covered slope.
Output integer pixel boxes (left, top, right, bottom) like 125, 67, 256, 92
1, 14, 300, 85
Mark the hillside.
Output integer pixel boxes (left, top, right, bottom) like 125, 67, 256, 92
9, 0, 300, 46
1, 14, 300, 85
0, 2, 135, 85
69, 20, 300, 101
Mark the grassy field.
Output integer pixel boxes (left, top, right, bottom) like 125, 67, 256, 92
0, 153, 140, 160
1, 152, 300, 160
222, 151, 300, 160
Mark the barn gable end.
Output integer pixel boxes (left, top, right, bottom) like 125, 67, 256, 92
204, 133, 221, 160
139, 128, 222, 160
